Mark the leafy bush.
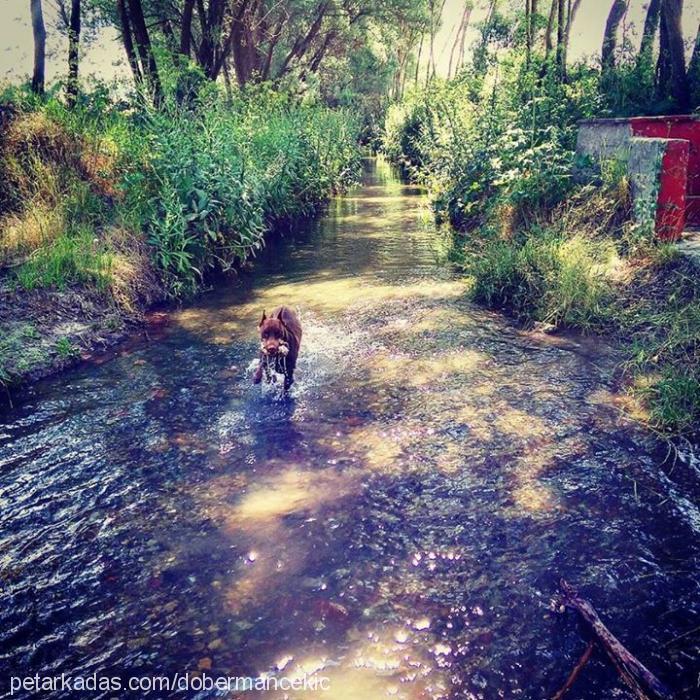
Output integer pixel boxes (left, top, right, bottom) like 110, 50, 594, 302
383, 59, 600, 230
1, 83, 361, 298
116, 87, 361, 295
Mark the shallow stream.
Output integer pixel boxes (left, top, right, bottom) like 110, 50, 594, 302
1, 158, 698, 699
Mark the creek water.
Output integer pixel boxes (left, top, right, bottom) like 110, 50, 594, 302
1, 158, 698, 699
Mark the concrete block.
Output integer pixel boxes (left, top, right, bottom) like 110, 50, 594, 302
576, 119, 632, 162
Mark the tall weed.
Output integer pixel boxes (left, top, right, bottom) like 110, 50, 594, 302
1, 84, 361, 298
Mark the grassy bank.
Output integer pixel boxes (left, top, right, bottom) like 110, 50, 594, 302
0, 85, 361, 391
383, 68, 700, 438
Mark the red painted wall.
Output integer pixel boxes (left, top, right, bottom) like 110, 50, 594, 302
631, 116, 700, 235
655, 140, 689, 240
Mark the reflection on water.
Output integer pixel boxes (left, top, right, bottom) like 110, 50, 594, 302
1, 158, 699, 699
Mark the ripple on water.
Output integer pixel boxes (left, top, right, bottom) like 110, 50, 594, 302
1, 158, 698, 700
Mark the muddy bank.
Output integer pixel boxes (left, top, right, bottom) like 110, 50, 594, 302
0, 265, 166, 404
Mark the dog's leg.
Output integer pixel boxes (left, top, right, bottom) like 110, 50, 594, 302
283, 358, 296, 392
253, 354, 264, 384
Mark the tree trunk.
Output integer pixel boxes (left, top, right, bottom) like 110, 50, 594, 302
544, 0, 557, 61
66, 0, 81, 107
639, 0, 661, 58
231, 0, 270, 84
457, 11, 468, 69
30, 0, 46, 95
261, 13, 286, 80
275, 1, 329, 80
426, 0, 446, 82
180, 0, 195, 57
525, 0, 532, 68
563, 0, 578, 61
428, 0, 436, 82
116, 0, 142, 87
308, 30, 336, 74
689, 23, 700, 107
531, 0, 539, 49
414, 32, 424, 86
602, 0, 629, 71
657, 0, 690, 111
448, 2, 472, 77
126, 0, 163, 106
555, 0, 566, 79
197, 0, 229, 80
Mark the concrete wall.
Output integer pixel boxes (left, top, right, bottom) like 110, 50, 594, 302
576, 117, 697, 240
628, 138, 667, 234
576, 119, 632, 162
631, 115, 700, 226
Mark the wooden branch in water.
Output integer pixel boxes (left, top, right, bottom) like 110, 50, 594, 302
551, 639, 594, 700
557, 579, 672, 700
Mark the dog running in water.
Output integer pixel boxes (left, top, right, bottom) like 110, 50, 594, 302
253, 306, 302, 391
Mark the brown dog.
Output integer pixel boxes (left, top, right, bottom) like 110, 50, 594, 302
253, 306, 302, 391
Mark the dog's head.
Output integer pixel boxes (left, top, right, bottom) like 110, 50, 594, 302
258, 311, 288, 356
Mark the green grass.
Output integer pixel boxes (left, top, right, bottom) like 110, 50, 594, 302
55, 337, 78, 359
640, 371, 700, 433
14, 228, 113, 291
2, 85, 362, 299
621, 269, 700, 434
458, 226, 615, 331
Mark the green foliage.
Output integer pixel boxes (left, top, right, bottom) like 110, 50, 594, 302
119, 87, 361, 295
642, 371, 700, 434
383, 59, 601, 230
2, 83, 361, 298
600, 48, 660, 117
622, 264, 700, 434
459, 226, 614, 331
55, 337, 79, 359
15, 227, 113, 291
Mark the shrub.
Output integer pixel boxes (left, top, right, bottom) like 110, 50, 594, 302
382, 59, 600, 230
118, 88, 361, 295
462, 226, 615, 330
1, 84, 361, 299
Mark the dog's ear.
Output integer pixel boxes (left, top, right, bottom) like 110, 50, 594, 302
259, 310, 266, 327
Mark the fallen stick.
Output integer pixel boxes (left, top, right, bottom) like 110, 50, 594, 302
551, 639, 595, 700
557, 579, 673, 700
